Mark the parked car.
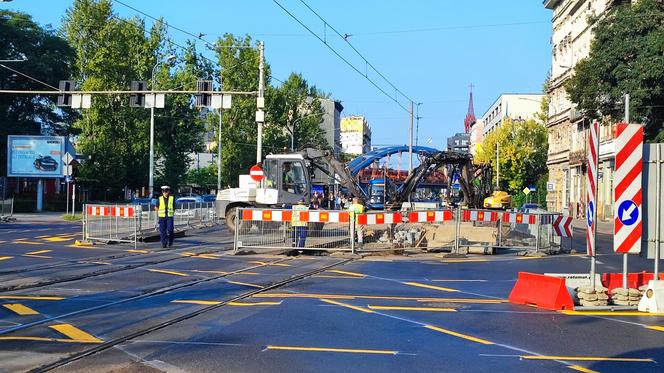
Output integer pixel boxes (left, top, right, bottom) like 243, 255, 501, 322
519, 203, 546, 214
483, 191, 512, 209
202, 194, 216, 202
175, 196, 203, 204
33, 155, 58, 171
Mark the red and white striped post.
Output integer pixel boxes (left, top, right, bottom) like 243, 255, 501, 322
586, 120, 600, 289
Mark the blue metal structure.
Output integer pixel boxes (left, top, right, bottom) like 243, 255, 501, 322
347, 145, 439, 176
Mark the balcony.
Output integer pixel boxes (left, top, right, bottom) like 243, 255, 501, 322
569, 150, 587, 166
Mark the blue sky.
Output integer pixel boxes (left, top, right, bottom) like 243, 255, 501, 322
3, 0, 553, 148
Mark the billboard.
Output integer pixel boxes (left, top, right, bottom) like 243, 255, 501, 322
341, 116, 365, 133
7, 135, 65, 178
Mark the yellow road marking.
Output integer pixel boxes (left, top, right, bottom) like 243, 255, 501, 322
126, 249, 149, 254
227, 280, 264, 288
35, 235, 50, 239
320, 299, 374, 314
0, 336, 102, 344
522, 355, 653, 362
43, 237, 72, 242
424, 325, 494, 345
180, 252, 221, 259
568, 365, 599, 373
50, 323, 103, 343
253, 293, 505, 303
266, 345, 398, 355
313, 275, 363, 279
12, 241, 44, 245
560, 310, 664, 317
0, 295, 64, 301
402, 282, 459, 293
367, 305, 457, 312
172, 300, 221, 305
431, 279, 487, 282
0, 256, 13, 261
228, 301, 282, 306
3, 303, 39, 315
147, 269, 188, 277
327, 269, 365, 278
249, 261, 291, 267
191, 270, 260, 276
24, 249, 52, 255
645, 325, 664, 332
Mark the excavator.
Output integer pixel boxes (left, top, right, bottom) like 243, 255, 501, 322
217, 147, 492, 232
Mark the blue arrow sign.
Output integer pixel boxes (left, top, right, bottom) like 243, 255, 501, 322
617, 200, 639, 226
587, 201, 594, 228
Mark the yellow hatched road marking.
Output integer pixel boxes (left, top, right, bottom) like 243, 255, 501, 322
266, 345, 398, 355
560, 310, 664, 317
172, 299, 221, 305
327, 269, 365, 277
43, 237, 72, 242
3, 303, 39, 315
0, 295, 64, 301
0, 336, 101, 344
367, 305, 457, 312
227, 280, 264, 288
0, 256, 13, 261
522, 355, 653, 362
147, 269, 188, 277
172, 300, 281, 306
645, 325, 664, 332
249, 261, 291, 267
50, 323, 103, 343
424, 325, 494, 345
228, 301, 282, 306
320, 299, 374, 314
24, 250, 52, 255
568, 365, 599, 373
402, 282, 459, 293
126, 249, 149, 253
252, 292, 505, 303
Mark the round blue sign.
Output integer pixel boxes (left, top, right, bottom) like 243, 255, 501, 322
587, 201, 594, 228
617, 200, 639, 226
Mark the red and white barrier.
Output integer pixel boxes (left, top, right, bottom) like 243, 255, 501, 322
408, 210, 453, 223
462, 209, 499, 222
87, 205, 135, 217
88, 206, 111, 216
502, 212, 537, 225
613, 123, 644, 254
241, 209, 350, 223
357, 212, 402, 225
113, 206, 135, 217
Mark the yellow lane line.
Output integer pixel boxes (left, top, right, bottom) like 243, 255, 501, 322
228, 301, 282, 306
2, 303, 39, 315
431, 279, 487, 282
147, 269, 189, 277
402, 282, 460, 293
126, 249, 149, 254
50, 323, 103, 343
320, 299, 374, 314
24, 250, 52, 255
180, 253, 221, 259
645, 325, 664, 332
0, 256, 13, 261
568, 365, 599, 373
266, 345, 398, 355
560, 310, 664, 317
0, 295, 64, 301
0, 336, 102, 344
227, 280, 264, 289
12, 241, 44, 245
327, 269, 365, 278
249, 261, 291, 267
521, 355, 653, 362
367, 305, 457, 312
424, 325, 494, 345
313, 275, 363, 279
43, 237, 73, 242
172, 300, 221, 305
252, 293, 505, 303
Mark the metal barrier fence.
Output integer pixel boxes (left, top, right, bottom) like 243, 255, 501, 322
233, 207, 563, 255
0, 198, 14, 222
83, 202, 217, 246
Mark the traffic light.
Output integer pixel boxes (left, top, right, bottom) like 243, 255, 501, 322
196, 79, 213, 107
57, 80, 74, 107
130, 80, 148, 107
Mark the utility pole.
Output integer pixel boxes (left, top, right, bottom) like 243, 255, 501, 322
415, 102, 422, 146
256, 41, 265, 164
409, 101, 414, 174
217, 71, 224, 193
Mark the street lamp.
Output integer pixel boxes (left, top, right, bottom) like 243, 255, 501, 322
148, 54, 176, 196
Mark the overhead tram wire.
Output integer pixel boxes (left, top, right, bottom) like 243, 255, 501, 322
297, 0, 415, 104
0, 63, 59, 90
271, 0, 410, 113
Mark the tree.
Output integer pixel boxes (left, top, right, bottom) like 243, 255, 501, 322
0, 10, 75, 176
566, 0, 664, 141
185, 164, 217, 189
475, 118, 548, 199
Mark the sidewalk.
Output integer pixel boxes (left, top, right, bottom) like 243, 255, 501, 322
8, 212, 75, 223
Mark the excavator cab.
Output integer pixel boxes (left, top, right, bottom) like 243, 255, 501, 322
263, 155, 311, 206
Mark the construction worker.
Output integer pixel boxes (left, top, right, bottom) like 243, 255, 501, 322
347, 197, 364, 248
154, 186, 175, 248
291, 197, 309, 248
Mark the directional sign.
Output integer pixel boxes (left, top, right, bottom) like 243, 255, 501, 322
249, 164, 264, 182
587, 201, 594, 228
553, 215, 573, 237
614, 123, 644, 254
586, 120, 599, 256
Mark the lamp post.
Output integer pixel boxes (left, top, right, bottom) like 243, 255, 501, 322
149, 54, 176, 196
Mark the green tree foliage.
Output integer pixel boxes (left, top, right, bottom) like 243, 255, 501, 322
185, 164, 217, 189
475, 118, 548, 196
0, 10, 74, 176
566, 0, 664, 141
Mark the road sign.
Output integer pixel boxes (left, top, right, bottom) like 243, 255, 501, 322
249, 164, 264, 182
546, 182, 555, 192
553, 215, 573, 237
62, 152, 74, 165
586, 120, 599, 256
614, 123, 644, 254
523, 187, 530, 195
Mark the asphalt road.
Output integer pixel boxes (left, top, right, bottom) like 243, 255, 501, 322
0, 216, 662, 373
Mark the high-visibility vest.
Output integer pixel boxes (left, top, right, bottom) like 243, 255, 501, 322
348, 203, 364, 223
292, 204, 309, 227
158, 196, 174, 218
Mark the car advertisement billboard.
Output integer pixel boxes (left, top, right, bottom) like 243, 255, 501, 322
7, 135, 65, 178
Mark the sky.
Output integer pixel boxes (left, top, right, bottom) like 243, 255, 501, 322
2, 0, 553, 149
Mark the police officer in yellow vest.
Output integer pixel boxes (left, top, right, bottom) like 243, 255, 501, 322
291, 197, 309, 248
154, 186, 175, 248
347, 197, 364, 247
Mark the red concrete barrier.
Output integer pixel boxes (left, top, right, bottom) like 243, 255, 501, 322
601, 272, 664, 294
509, 272, 574, 310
